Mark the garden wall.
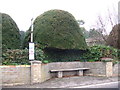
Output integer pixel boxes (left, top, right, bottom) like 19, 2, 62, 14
113, 63, 120, 76
83, 62, 106, 76
1, 65, 31, 86
41, 64, 51, 82
1, 61, 51, 86
1, 61, 119, 86
48, 62, 113, 77
49, 62, 84, 77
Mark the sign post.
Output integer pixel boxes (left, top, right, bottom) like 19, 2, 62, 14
29, 18, 34, 61
29, 42, 34, 60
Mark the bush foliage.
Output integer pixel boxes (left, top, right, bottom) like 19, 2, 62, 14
80, 45, 119, 62
2, 45, 119, 65
2, 48, 45, 65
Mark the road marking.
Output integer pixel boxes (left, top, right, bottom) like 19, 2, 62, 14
72, 81, 119, 88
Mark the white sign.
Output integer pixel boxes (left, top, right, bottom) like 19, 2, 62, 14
29, 42, 35, 60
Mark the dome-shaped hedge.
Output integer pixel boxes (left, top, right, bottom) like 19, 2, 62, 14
2, 13, 20, 49
33, 9, 87, 50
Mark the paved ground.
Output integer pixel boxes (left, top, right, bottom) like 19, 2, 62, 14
72, 81, 120, 88
3, 76, 119, 88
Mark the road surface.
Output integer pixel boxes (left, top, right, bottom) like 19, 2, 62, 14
72, 81, 120, 88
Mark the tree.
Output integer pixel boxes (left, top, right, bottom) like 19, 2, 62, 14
77, 20, 85, 25
77, 20, 89, 39
93, 6, 118, 43
107, 24, 120, 49
89, 28, 103, 38
22, 27, 31, 48
80, 27, 89, 39
19, 31, 26, 48
2, 13, 21, 49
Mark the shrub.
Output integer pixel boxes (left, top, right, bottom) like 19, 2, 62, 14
2, 48, 45, 65
80, 45, 119, 62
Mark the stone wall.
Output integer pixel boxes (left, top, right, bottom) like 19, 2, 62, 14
41, 64, 51, 82
1, 61, 51, 86
1, 65, 31, 86
113, 63, 120, 76
49, 62, 84, 77
49, 62, 84, 69
30, 61, 41, 84
30, 61, 51, 84
1, 61, 119, 86
48, 62, 113, 77
84, 62, 106, 76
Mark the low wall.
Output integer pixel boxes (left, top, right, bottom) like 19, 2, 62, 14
49, 62, 84, 69
113, 63, 120, 76
49, 62, 84, 77
1, 61, 51, 86
1, 61, 119, 86
84, 62, 106, 76
41, 64, 51, 82
1, 65, 31, 86
29, 61, 51, 84
49, 62, 109, 77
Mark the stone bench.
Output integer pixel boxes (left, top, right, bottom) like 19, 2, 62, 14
50, 68, 90, 78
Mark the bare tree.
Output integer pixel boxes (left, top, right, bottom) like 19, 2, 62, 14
93, 6, 118, 43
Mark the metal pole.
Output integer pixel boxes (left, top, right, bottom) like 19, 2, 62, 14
31, 18, 33, 42
29, 18, 35, 61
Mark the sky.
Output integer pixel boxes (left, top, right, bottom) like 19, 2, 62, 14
0, 0, 119, 33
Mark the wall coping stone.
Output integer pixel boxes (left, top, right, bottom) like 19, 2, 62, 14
0, 65, 30, 67
30, 60, 42, 64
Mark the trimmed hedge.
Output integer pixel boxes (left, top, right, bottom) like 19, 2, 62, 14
23, 9, 88, 62
24, 9, 87, 50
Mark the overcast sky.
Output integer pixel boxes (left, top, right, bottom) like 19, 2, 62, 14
0, 0, 119, 33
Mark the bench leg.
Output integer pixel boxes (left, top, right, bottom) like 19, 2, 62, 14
58, 71, 63, 78
78, 70, 83, 76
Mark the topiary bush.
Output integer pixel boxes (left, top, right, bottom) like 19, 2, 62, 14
2, 13, 21, 50
32, 9, 87, 50
24, 9, 88, 62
